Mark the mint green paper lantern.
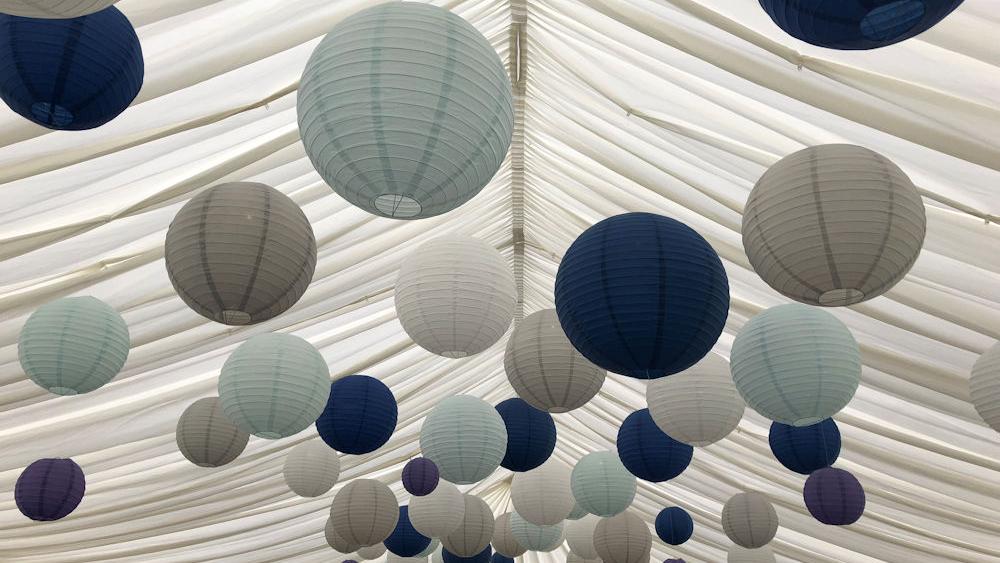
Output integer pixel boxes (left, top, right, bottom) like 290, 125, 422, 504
218, 333, 330, 439
420, 396, 508, 484
19, 296, 130, 395
509, 512, 564, 552
570, 451, 636, 517
730, 303, 861, 426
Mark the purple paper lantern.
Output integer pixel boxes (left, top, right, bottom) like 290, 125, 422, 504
665, 560, 686, 563
804, 467, 866, 525
343, 560, 358, 563
15, 458, 86, 521
403, 457, 440, 496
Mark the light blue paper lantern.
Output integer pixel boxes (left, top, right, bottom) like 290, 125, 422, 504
420, 396, 508, 484
570, 451, 636, 517
508, 512, 563, 552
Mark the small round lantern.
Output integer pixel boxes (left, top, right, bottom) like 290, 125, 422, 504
804, 467, 866, 525
15, 458, 86, 521
175, 397, 249, 468
316, 375, 397, 454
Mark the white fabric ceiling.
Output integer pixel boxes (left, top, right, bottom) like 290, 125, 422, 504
1, 0, 999, 562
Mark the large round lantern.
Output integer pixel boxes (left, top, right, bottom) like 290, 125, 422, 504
727, 545, 775, 563
165, 182, 317, 326
218, 333, 329, 439
410, 481, 465, 538
555, 212, 730, 379
970, 342, 1000, 433
175, 397, 249, 468
759, 1, 964, 50
357, 544, 387, 561
721, 492, 778, 549
647, 354, 744, 446
316, 375, 397, 454
0, 7, 142, 130
743, 144, 926, 306
327, 518, 361, 553
19, 296, 130, 395
565, 514, 600, 559
330, 479, 399, 547
571, 451, 636, 517
385, 506, 433, 557
617, 409, 693, 482
443, 546, 492, 563
496, 398, 556, 472
297, 2, 512, 219
804, 467, 866, 525
504, 308, 606, 413
593, 511, 652, 563
442, 495, 494, 557
510, 459, 574, 525
403, 457, 440, 497
491, 513, 527, 558
0, 1, 118, 17
15, 458, 85, 521
567, 502, 588, 520
509, 512, 563, 552
731, 303, 861, 426
768, 419, 841, 474
568, 555, 602, 563
282, 440, 340, 497
655, 507, 693, 546
395, 236, 515, 358
420, 395, 508, 484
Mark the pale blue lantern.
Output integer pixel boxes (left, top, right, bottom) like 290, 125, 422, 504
420, 396, 508, 484
570, 451, 636, 517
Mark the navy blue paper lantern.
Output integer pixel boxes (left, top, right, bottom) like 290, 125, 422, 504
655, 507, 694, 546
316, 375, 397, 455
760, 0, 964, 50
616, 409, 694, 482
384, 506, 432, 557
15, 458, 86, 521
402, 457, 440, 496
444, 546, 492, 563
768, 418, 841, 475
496, 398, 557, 472
490, 554, 514, 563
555, 212, 729, 379
0, 7, 143, 130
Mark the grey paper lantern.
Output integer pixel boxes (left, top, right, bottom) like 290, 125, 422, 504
567, 555, 602, 563
510, 459, 575, 526
509, 512, 563, 552
175, 397, 249, 468
419, 539, 441, 558
593, 511, 651, 563
218, 333, 330, 439
722, 492, 779, 549
357, 544, 387, 560
970, 342, 1000, 433
0, 1, 117, 17
505, 309, 607, 413
330, 479, 399, 547
298, 2, 513, 219
647, 354, 744, 446
420, 395, 508, 484
396, 237, 516, 358
565, 514, 600, 559
282, 440, 340, 497
442, 495, 494, 557
727, 545, 775, 563
743, 144, 926, 306
571, 451, 636, 517
19, 296, 130, 395
492, 513, 527, 558
327, 517, 361, 553
410, 480, 466, 538
164, 182, 316, 326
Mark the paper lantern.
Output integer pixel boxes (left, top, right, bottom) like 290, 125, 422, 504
617, 409, 693, 483
491, 554, 514, 563
442, 495, 494, 557
655, 507, 693, 546
420, 395, 508, 484
165, 182, 317, 326
419, 539, 441, 558
759, 0, 964, 50
496, 398, 556, 472
768, 419, 841, 475
327, 518, 361, 553
593, 511, 652, 563
282, 440, 340, 497
509, 512, 563, 552
330, 479, 399, 547
555, 212, 729, 379
727, 545, 775, 563
731, 304, 861, 426
19, 296, 130, 395
298, 2, 512, 219
410, 481, 466, 538
646, 354, 744, 446
571, 451, 636, 517
15, 458, 85, 521
510, 459, 574, 525
175, 397, 249, 468
567, 555, 602, 563
344, 560, 360, 563
743, 144, 926, 306
722, 492, 778, 549
403, 457, 440, 496
218, 333, 329, 439
0, 7, 141, 129
565, 514, 600, 559
804, 467, 866, 525
357, 544, 387, 560
491, 513, 527, 558
0, 1, 118, 17
396, 236, 515, 358
567, 503, 588, 520
970, 342, 1000, 433
443, 546, 492, 563
386, 506, 433, 557
504, 308, 606, 413
316, 375, 397, 454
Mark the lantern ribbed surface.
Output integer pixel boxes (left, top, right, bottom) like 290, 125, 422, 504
419, 539, 441, 558
509, 512, 564, 552
218, 333, 329, 439
420, 395, 508, 484
722, 492, 779, 549
357, 544, 387, 561
593, 511, 652, 563
768, 419, 841, 475
759, 0, 964, 50
655, 507, 693, 546
646, 354, 744, 447
410, 481, 465, 539
731, 303, 861, 426
571, 451, 636, 517
567, 503, 588, 520
297, 2, 513, 219
316, 375, 397, 454
567, 555, 602, 563
175, 397, 249, 468
616, 409, 693, 483
19, 296, 130, 396
327, 518, 361, 553
165, 182, 317, 326
396, 236, 515, 358
970, 342, 1000, 433
555, 212, 730, 379
743, 144, 926, 306
510, 459, 574, 525
442, 495, 494, 557
15, 458, 86, 521
804, 467, 866, 525
0, 1, 117, 17
385, 506, 433, 557
330, 479, 399, 547
727, 545, 775, 563
491, 513, 527, 558
565, 514, 600, 559
443, 546, 492, 563
282, 440, 340, 497
403, 457, 440, 496
496, 398, 557, 472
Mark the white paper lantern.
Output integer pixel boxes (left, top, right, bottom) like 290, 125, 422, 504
175, 397, 249, 468
970, 342, 1000, 433
326, 517, 361, 553
505, 309, 607, 413
410, 481, 465, 538
743, 144, 926, 307
442, 495, 494, 557
330, 479, 399, 547
722, 492, 779, 549
509, 512, 564, 552
728, 545, 776, 563
420, 395, 508, 484
565, 514, 601, 559
492, 513, 528, 557
647, 354, 744, 446
282, 440, 340, 497
571, 451, 636, 517
0, 1, 117, 17
357, 544, 386, 560
510, 459, 575, 525
593, 511, 651, 563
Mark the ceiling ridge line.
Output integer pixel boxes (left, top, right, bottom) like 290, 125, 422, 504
509, 0, 528, 324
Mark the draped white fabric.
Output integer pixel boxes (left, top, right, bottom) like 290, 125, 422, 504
1, 0, 999, 562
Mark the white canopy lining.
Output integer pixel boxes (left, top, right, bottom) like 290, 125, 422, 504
0, 0, 999, 562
